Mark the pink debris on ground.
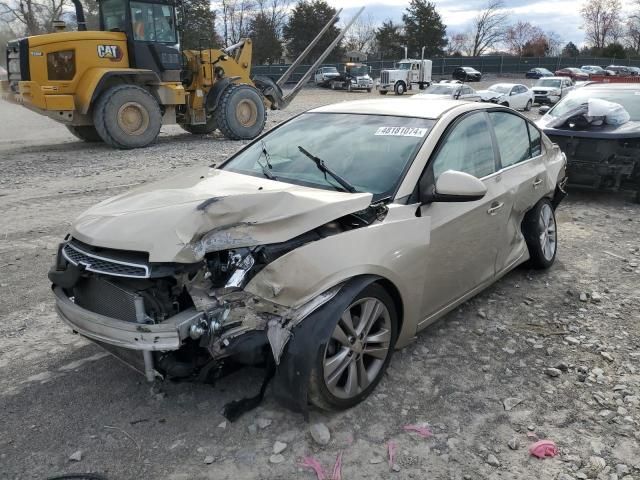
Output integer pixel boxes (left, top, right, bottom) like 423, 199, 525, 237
403, 424, 434, 438
331, 451, 343, 480
299, 456, 326, 480
529, 439, 558, 458
387, 441, 396, 469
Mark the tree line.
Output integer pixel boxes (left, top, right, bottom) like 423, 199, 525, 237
1, 0, 640, 66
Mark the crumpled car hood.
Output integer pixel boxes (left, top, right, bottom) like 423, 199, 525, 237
477, 90, 503, 101
72, 167, 373, 263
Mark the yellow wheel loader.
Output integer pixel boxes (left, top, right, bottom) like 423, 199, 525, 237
2, 0, 363, 149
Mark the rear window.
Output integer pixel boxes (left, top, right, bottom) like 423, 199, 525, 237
548, 89, 640, 121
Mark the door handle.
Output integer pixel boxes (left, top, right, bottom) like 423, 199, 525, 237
487, 202, 504, 215
533, 178, 543, 187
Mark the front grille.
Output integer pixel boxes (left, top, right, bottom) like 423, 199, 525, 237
381, 71, 389, 84
533, 90, 548, 95
74, 276, 139, 322
62, 241, 150, 278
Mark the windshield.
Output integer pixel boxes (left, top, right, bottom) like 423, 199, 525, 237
221, 113, 435, 199
548, 89, 640, 121
424, 85, 455, 94
348, 65, 368, 76
537, 79, 561, 88
398, 63, 411, 70
489, 84, 510, 94
324, 67, 338, 73
130, 1, 177, 42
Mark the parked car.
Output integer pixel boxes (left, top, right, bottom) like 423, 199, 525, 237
628, 66, 640, 76
532, 77, 574, 105
606, 65, 636, 76
478, 83, 535, 110
526, 68, 554, 79
49, 99, 566, 412
413, 83, 481, 102
554, 68, 590, 81
537, 83, 640, 202
452, 66, 482, 82
581, 65, 607, 75
314, 66, 340, 85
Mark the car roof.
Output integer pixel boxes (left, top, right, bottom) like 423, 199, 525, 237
582, 83, 640, 90
309, 98, 489, 119
537, 76, 566, 80
491, 83, 521, 87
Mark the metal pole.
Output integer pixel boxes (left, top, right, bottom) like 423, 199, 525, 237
276, 8, 343, 87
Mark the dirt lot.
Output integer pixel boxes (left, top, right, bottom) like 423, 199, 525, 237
1, 84, 639, 480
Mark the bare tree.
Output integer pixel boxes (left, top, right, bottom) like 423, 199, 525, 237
218, 0, 256, 46
504, 21, 544, 55
0, 0, 67, 35
342, 13, 376, 54
545, 30, 563, 56
581, 0, 621, 49
255, 0, 288, 30
446, 32, 471, 56
469, 0, 509, 56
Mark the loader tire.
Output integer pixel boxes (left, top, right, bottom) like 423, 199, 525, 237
180, 115, 217, 135
215, 84, 266, 140
93, 84, 162, 149
66, 125, 103, 143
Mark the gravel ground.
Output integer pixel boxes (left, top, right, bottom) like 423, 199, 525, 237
1, 83, 639, 480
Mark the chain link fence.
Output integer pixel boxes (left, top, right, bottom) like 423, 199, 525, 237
253, 56, 640, 83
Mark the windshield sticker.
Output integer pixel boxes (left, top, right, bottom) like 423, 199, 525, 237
375, 127, 429, 137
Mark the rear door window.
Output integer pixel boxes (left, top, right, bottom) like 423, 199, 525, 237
488, 111, 531, 168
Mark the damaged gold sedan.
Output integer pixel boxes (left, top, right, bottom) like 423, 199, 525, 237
49, 99, 567, 415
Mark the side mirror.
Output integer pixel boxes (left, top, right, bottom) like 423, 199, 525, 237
422, 170, 487, 203
538, 105, 550, 114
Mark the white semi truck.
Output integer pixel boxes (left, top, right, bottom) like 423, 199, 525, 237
378, 58, 433, 95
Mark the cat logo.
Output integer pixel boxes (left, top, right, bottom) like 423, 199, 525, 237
97, 45, 123, 61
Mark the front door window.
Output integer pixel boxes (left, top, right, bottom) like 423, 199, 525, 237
130, 1, 177, 43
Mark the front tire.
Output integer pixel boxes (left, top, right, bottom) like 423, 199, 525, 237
524, 100, 532, 111
308, 283, 398, 411
394, 82, 406, 95
93, 84, 162, 149
214, 84, 267, 140
66, 125, 103, 143
523, 199, 557, 269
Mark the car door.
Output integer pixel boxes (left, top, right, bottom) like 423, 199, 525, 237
417, 111, 512, 323
487, 110, 548, 274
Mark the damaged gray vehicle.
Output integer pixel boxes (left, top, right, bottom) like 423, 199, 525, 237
50, 99, 567, 415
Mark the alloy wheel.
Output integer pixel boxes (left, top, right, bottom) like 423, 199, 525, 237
323, 297, 392, 399
539, 203, 557, 261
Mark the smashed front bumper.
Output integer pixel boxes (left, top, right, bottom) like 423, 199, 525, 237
53, 286, 203, 351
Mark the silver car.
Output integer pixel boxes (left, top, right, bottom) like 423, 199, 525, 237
49, 99, 567, 413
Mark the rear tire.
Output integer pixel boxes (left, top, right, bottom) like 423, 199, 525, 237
214, 84, 266, 140
308, 283, 398, 411
93, 84, 162, 149
66, 125, 102, 143
523, 198, 557, 269
180, 115, 217, 135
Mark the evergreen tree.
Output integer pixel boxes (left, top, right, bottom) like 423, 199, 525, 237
374, 20, 405, 59
249, 13, 282, 64
561, 41, 580, 57
180, 0, 218, 50
283, 0, 343, 62
402, 0, 447, 57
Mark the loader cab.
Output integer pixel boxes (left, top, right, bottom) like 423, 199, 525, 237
99, 0, 181, 80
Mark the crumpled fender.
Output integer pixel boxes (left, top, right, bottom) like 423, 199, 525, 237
271, 274, 382, 416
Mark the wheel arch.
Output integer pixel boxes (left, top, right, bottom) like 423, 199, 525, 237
76, 68, 160, 114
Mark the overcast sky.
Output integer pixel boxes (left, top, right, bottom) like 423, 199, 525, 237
331, 0, 634, 48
